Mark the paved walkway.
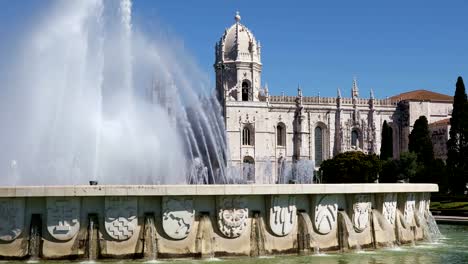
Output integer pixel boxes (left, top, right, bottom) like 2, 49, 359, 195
434, 215, 468, 225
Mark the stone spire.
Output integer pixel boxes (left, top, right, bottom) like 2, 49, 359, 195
234, 12, 241, 59
369, 88, 375, 110
293, 85, 305, 163
352, 76, 359, 98
336, 88, 342, 108
296, 85, 303, 107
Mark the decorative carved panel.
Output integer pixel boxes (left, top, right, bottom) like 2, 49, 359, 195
0, 198, 24, 242
217, 196, 248, 238
313, 195, 338, 235
46, 197, 80, 241
269, 195, 296, 236
162, 197, 194, 240
104, 197, 138, 241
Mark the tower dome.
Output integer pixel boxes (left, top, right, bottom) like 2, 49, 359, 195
215, 11, 261, 63
215, 12, 263, 103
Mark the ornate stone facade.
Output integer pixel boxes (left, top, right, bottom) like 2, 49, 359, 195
216, 13, 453, 183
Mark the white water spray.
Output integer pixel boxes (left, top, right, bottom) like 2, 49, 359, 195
0, 0, 228, 185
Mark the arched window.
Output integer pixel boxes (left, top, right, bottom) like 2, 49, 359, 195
277, 123, 286, 146
351, 129, 359, 147
242, 81, 249, 101
243, 156, 255, 183
242, 125, 253, 146
315, 126, 323, 166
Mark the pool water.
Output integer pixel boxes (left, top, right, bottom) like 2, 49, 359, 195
3, 224, 468, 264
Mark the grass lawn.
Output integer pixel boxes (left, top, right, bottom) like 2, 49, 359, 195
430, 201, 468, 210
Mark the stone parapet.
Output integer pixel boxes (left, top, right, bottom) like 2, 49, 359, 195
0, 184, 438, 260
0, 184, 438, 197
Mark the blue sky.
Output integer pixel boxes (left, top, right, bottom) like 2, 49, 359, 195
1, 0, 467, 98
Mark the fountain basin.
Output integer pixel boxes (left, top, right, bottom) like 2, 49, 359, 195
0, 184, 438, 260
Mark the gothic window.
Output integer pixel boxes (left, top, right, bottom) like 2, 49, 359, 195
242, 81, 249, 101
351, 129, 359, 147
243, 156, 255, 183
277, 123, 286, 146
242, 125, 254, 146
315, 126, 323, 166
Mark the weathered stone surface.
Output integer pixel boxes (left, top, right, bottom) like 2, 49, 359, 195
313, 195, 338, 235
217, 196, 248, 238
104, 197, 137, 241
0, 198, 24, 242
352, 194, 371, 232
46, 197, 80, 241
162, 196, 194, 240
403, 193, 416, 226
269, 195, 296, 236
0, 184, 439, 197
0, 184, 441, 259
418, 192, 430, 216
382, 193, 397, 225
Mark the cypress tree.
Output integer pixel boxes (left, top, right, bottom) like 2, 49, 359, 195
447, 76, 468, 193
380, 120, 393, 160
408, 116, 434, 165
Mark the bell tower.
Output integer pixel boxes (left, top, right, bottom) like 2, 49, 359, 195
214, 12, 262, 109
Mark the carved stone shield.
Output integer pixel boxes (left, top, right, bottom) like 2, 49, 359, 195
313, 195, 338, 235
46, 197, 80, 241
269, 195, 296, 236
105, 197, 137, 241
217, 196, 248, 238
403, 193, 416, 226
352, 194, 371, 232
162, 197, 194, 240
382, 193, 397, 225
0, 198, 24, 242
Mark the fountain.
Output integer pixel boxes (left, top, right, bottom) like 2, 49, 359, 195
0, 0, 442, 261
0, 0, 227, 186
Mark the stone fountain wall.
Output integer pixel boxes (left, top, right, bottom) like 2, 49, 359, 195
0, 184, 438, 260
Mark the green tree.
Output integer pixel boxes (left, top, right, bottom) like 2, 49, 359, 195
447, 76, 468, 193
319, 151, 381, 183
398, 152, 418, 182
380, 152, 418, 183
380, 120, 393, 160
408, 115, 434, 165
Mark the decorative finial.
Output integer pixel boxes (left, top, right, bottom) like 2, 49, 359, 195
370, 88, 375, 99
235, 11, 241, 22
297, 85, 302, 97
337, 88, 342, 98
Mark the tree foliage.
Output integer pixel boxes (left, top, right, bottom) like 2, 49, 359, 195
408, 115, 434, 166
320, 151, 381, 183
380, 152, 418, 183
447, 76, 468, 193
380, 120, 393, 160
